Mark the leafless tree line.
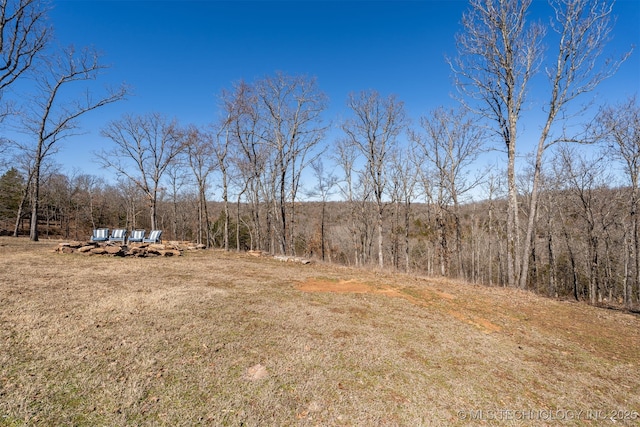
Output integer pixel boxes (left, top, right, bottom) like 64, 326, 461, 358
2, 94, 638, 306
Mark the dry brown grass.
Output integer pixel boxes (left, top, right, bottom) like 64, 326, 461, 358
1, 236, 639, 426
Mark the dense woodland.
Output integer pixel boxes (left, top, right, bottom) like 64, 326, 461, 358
1, 0, 638, 309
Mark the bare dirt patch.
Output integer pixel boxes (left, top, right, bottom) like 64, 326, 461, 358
295, 278, 374, 293
297, 277, 502, 333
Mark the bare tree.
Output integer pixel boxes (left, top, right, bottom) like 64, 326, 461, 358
411, 107, 485, 278
389, 146, 419, 272
16, 46, 126, 241
10, 149, 35, 236
342, 90, 408, 269
164, 152, 191, 241
210, 115, 232, 251
256, 72, 328, 255
334, 137, 361, 266
598, 96, 640, 305
115, 178, 145, 231
0, 0, 49, 127
98, 112, 184, 231
555, 145, 615, 304
451, 0, 541, 285
451, 0, 630, 288
221, 80, 268, 251
183, 125, 216, 246
307, 158, 337, 261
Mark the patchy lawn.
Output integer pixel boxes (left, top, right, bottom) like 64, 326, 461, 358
1, 237, 639, 426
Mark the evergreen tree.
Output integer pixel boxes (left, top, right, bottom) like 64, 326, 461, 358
0, 168, 24, 227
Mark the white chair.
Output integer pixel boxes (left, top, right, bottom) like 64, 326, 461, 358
143, 230, 162, 243
109, 228, 127, 243
128, 229, 146, 244
91, 228, 109, 242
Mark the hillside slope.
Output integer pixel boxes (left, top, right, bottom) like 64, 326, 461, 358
1, 237, 639, 426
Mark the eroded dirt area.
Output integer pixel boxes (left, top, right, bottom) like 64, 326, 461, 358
296, 277, 502, 334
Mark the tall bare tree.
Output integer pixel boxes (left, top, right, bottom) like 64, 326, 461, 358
452, 0, 630, 288
411, 107, 485, 278
184, 125, 216, 246
342, 90, 407, 269
308, 158, 337, 261
334, 137, 361, 266
221, 80, 267, 251
17, 46, 126, 241
164, 152, 190, 241
451, 0, 540, 285
0, 0, 49, 127
98, 112, 184, 231
256, 72, 328, 255
388, 146, 418, 272
210, 116, 232, 251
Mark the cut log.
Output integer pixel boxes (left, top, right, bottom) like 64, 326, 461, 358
273, 255, 311, 265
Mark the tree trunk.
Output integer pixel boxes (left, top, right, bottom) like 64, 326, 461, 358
547, 216, 557, 298
223, 185, 229, 251
404, 200, 411, 272
507, 136, 519, 287
377, 203, 384, 269
632, 184, 639, 306
29, 158, 43, 241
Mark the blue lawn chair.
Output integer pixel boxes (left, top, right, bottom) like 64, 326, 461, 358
91, 228, 109, 242
143, 230, 162, 243
109, 228, 127, 244
128, 229, 146, 244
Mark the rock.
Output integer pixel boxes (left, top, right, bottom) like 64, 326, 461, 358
245, 364, 268, 381
158, 249, 181, 257
104, 245, 124, 255
55, 239, 186, 258
127, 247, 147, 256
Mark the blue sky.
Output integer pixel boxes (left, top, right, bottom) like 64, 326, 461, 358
16, 0, 640, 190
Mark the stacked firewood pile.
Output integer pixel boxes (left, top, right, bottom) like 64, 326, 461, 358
54, 241, 206, 257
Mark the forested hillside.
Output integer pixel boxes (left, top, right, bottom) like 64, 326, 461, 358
1, 169, 639, 310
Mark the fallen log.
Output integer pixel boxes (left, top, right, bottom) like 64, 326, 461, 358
273, 255, 311, 265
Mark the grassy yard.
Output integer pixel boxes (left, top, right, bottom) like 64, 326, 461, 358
1, 236, 639, 426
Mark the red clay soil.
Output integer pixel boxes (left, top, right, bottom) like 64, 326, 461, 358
296, 277, 502, 334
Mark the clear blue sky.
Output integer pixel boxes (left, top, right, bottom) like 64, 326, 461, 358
38, 0, 640, 188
